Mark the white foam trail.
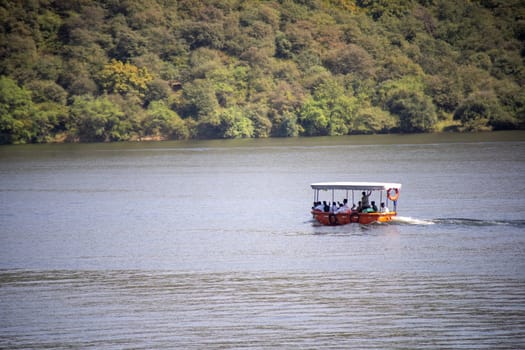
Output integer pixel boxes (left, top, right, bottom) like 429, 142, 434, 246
392, 216, 435, 225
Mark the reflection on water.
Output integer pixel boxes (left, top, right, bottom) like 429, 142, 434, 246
1, 270, 524, 349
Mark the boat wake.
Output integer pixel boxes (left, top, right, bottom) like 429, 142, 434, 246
431, 218, 525, 227
391, 216, 435, 225
393, 216, 525, 227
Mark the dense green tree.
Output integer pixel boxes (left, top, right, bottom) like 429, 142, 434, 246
493, 81, 525, 127
180, 20, 226, 51
32, 102, 69, 143
453, 91, 519, 131
70, 95, 130, 142
323, 44, 375, 77
142, 100, 189, 139
298, 80, 358, 135
272, 111, 301, 137
299, 99, 329, 135
26, 80, 68, 105
143, 78, 170, 106
0, 0, 523, 144
387, 89, 437, 132
57, 60, 99, 96
180, 79, 220, 119
110, 19, 148, 61
357, 0, 413, 20
34, 54, 63, 81
275, 32, 293, 59
352, 106, 397, 133
37, 9, 62, 48
424, 74, 462, 113
379, 77, 438, 132
219, 106, 255, 138
0, 77, 36, 144
243, 104, 272, 138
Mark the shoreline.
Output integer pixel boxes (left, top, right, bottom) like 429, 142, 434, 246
2, 130, 524, 148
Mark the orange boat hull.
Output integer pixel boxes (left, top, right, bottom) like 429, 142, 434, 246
312, 211, 396, 225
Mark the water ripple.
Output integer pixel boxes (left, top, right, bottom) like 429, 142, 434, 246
1, 270, 524, 349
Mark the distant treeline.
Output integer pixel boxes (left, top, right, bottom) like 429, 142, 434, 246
1, 0, 524, 144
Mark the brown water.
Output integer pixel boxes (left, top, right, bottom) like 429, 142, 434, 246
1, 131, 524, 349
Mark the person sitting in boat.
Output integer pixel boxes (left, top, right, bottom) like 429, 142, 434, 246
330, 202, 338, 213
355, 201, 362, 212
380, 202, 389, 213
336, 199, 350, 214
323, 201, 330, 212
371, 201, 378, 212
361, 190, 372, 209
313, 202, 323, 211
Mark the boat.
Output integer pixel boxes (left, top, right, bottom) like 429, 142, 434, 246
310, 182, 401, 225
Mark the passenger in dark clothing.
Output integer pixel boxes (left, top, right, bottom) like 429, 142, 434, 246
361, 190, 372, 209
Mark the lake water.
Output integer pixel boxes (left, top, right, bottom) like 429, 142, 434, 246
1, 131, 524, 349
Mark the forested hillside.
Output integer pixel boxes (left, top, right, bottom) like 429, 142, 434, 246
1, 0, 524, 143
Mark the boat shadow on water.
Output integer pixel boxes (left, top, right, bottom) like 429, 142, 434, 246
309, 218, 402, 236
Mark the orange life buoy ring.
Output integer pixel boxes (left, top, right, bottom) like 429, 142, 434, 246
387, 188, 399, 201
350, 213, 359, 223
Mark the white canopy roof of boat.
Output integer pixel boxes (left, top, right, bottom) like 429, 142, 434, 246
311, 182, 402, 191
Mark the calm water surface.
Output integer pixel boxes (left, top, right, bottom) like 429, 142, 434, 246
1, 132, 524, 349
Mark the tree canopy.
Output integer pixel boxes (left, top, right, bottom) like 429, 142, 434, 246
1, 0, 524, 143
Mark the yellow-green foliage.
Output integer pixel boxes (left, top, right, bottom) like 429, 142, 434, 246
99, 60, 153, 97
